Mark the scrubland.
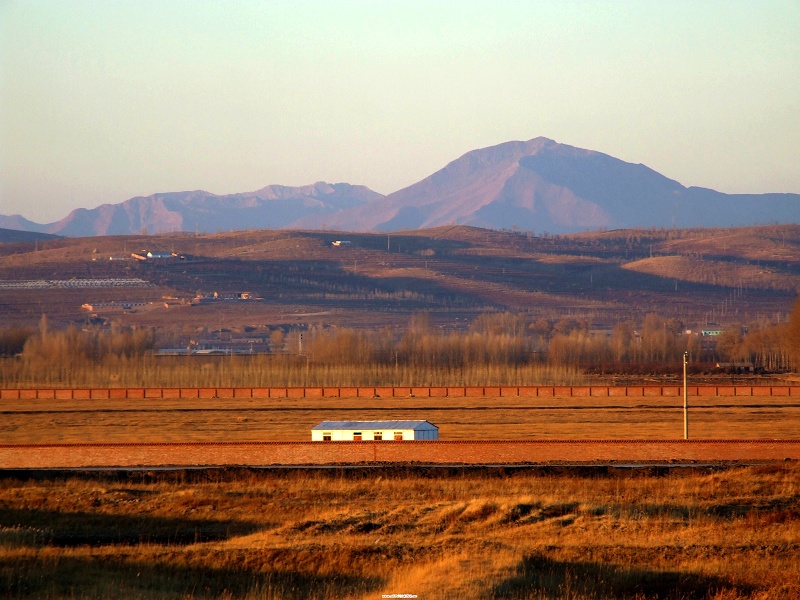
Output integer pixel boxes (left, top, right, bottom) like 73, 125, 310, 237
1, 465, 799, 599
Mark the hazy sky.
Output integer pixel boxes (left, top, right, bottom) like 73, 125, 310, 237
2, 0, 799, 223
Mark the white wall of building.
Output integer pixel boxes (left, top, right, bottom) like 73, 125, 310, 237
311, 425, 438, 441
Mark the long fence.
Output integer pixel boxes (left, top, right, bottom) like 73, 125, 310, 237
1, 440, 799, 469
1, 385, 799, 400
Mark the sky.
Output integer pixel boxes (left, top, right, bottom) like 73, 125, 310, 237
1, 0, 799, 224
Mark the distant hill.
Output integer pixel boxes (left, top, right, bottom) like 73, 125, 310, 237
2, 224, 797, 333
0, 183, 383, 237
0, 227, 61, 243
3, 138, 798, 236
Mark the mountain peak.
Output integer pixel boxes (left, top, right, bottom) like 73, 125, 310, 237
454, 136, 556, 165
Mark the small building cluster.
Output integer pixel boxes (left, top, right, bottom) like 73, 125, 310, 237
311, 420, 438, 441
131, 250, 183, 261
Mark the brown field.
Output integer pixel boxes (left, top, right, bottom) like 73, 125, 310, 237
3, 394, 800, 444
1, 465, 799, 599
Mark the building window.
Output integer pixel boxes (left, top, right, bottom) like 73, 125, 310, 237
374, 431, 383, 441
394, 432, 403, 440
322, 432, 331, 441
353, 432, 362, 441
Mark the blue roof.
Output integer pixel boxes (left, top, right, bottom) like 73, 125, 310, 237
312, 420, 437, 430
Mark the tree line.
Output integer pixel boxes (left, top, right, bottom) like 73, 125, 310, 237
1, 300, 798, 387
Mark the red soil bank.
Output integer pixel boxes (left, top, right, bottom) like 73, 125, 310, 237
1, 440, 798, 469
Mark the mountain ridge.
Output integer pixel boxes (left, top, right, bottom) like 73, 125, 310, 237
3, 138, 798, 237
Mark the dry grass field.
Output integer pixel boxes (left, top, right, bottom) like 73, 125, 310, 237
1, 464, 799, 599
2, 395, 799, 444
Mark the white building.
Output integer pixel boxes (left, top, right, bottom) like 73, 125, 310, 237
311, 420, 438, 441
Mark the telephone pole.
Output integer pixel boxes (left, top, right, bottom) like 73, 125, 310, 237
683, 351, 689, 439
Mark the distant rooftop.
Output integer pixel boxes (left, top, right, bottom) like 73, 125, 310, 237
312, 420, 437, 430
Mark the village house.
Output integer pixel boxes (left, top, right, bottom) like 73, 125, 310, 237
311, 420, 438, 441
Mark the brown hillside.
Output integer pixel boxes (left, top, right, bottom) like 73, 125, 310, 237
623, 255, 799, 291
0, 226, 797, 335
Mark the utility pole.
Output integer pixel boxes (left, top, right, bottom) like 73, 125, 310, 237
683, 351, 689, 439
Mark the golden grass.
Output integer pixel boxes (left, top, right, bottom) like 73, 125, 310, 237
656, 225, 800, 265
1, 464, 799, 598
2, 395, 799, 443
622, 255, 799, 291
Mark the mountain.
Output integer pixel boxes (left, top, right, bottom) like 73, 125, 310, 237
0, 183, 383, 237
2, 138, 798, 236
0, 227, 61, 243
0, 215, 51, 234
313, 137, 800, 233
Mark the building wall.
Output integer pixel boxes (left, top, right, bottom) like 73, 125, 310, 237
413, 428, 438, 440
312, 428, 418, 441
